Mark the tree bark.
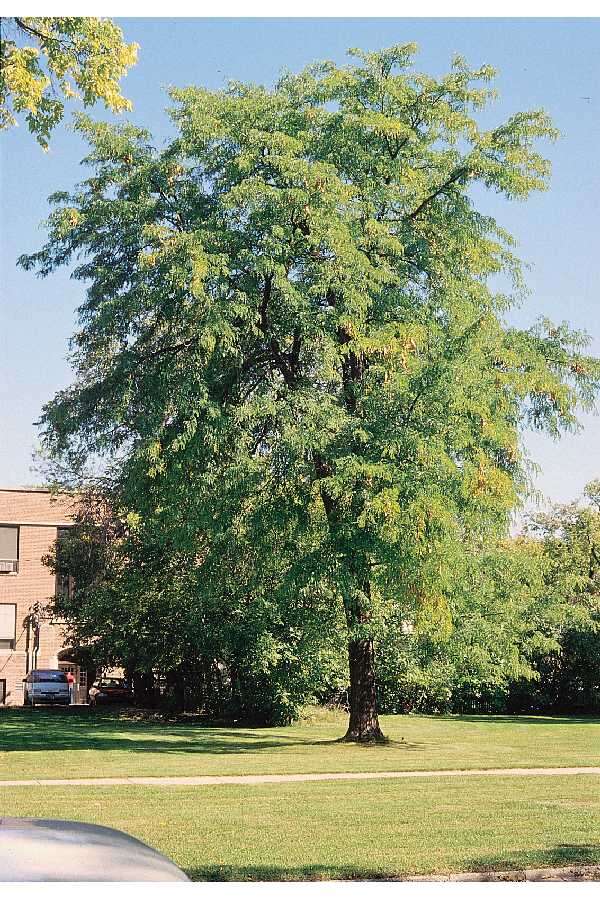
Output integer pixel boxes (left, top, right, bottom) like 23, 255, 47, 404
132, 669, 156, 707
313, 452, 385, 742
165, 668, 186, 713
344, 635, 385, 742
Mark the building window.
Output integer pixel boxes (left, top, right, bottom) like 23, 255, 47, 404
0, 525, 19, 574
56, 527, 74, 599
0, 603, 17, 650
0, 679, 6, 704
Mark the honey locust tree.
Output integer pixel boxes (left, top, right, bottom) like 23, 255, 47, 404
1, 17, 137, 148
21, 45, 600, 740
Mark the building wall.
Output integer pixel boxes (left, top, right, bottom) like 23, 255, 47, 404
0, 488, 77, 706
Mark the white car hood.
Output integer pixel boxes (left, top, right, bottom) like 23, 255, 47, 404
0, 817, 189, 881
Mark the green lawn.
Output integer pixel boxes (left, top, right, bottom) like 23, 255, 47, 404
2, 708, 599, 880
1, 707, 600, 780
2, 776, 599, 880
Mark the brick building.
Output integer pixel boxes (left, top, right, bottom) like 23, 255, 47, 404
0, 487, 87, 706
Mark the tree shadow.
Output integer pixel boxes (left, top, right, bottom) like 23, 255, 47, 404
184, 864, 407, 881
185, 847, 600, 882
0, 707, 428, 755
461, 844, 600, 874
450, 715, 600, 726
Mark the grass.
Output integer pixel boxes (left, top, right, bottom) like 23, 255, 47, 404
2, 707, 599, 880
2, 775, 600, 880
1, 706, 600, 781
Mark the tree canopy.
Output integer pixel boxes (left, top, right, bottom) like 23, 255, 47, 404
1, 17, 137, 147
514, 481, 600, 711
23, 44, 600, 738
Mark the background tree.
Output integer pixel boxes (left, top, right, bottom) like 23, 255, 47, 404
22, 45, 599, 740
376, 536, 559, 714
1, 17, 137, 147
510, 480, 600, 711
376, 481, 600, 716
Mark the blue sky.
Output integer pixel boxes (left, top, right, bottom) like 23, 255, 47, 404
1, 18, 598, 507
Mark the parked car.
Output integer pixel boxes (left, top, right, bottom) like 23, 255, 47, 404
88, 677, 133, 706
23, 669, 70, 707
0, 818, 189, 881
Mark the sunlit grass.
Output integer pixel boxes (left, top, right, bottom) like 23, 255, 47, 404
2, 775, 599, 879
1, 706, 599, 780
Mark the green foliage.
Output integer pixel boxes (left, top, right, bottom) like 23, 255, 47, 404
376, 537, 552, 713
45, 488, 347, 721
1, 17, 137, 147
510, 482, 600, 712
376, 483, 600, 715
22, 45, 600, 728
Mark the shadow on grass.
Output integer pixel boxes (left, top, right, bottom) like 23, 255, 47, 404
185, 846, 600, 882
7, 707, 593, 759
462, 844, 600, 874
0, 707, 428, 756
449, 715, 600, 726
185, 864, 406, 881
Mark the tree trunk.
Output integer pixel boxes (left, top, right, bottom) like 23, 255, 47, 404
313, 454, 385, 742
165, 668, 185, 714
344, 636, 385, 742
132, 669, 156, 708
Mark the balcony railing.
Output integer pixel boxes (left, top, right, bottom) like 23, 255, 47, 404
0, 559, 18, 574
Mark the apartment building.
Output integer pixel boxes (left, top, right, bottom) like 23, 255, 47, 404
0, 487, 85, 706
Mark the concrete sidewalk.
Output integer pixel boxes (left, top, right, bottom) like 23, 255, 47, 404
1, 765, 599, 787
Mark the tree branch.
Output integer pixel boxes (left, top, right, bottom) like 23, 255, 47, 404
136, 337, 196, 362
407, 166, 470, 221
258, 275, 298, 388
